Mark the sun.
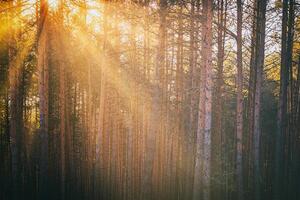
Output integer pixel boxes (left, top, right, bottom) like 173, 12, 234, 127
48, 0, 59, 10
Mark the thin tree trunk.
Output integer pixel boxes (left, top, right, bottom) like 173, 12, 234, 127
286, 0, 295, 198
142, 1, 166, 199
56, 1, 66, 199
252, 1, 267, 200
9, 24, 23, 200
275, 0, 288, 199
59, 44, 66, 200
236, 1, 244, 200
212, 1, 227, 198
193, 1, 213, 199
246, 2, 259, 191
185, 1, 194, 198
7, 1, 26, 198
95, 4, 108, 198
8, 4, 17, 198
203, 1, 213, 199
37, 0, 49, 199
287, 0, 295, 132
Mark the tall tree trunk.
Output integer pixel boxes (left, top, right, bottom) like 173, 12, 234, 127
236, 0, 244, 199
95, 3, 108, 199
275, 0, 288, 199
286, 0, 295, 198
37, 0, 49, 199
55, 1, 66, 199
9, 23, 23, 200
8, 7, 17, 200
58, 43, 66, 200
142, 1, 166, 199
185, 1, 194, 198
296, 56, 300, 134
246, 0, 258, 194
203, 1, 213, 199
287, 0, 295, 131
8, 1, 25, 198
252, 1, 267, 200
212, 0, 227, 198
193, 1, 213, 200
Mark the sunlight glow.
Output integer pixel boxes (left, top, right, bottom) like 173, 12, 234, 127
48, 0, 59, 10
86, 9, 101, 24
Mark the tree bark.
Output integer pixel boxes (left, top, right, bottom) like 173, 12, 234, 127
252, 1, 267, 200
236, 0, 244, 199
9, 23, 24, 200
95, 4, 108, 199
275, 0, 289, 199
193, 1, 213, 200
142, 1, 166, 199
37, 0, 49, 199
212, 0, 227, 198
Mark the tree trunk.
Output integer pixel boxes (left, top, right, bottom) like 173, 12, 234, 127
236, 0, 244, 199
203, 1, 213, 199
193, 1, 213, 199
185, 1, 194, 198
287, 0, 295, 131
37, 0, 49, 199
212, 0, 227, 198
9, 27, 24, 200
275, 0, 288, 199
246, 0, 257, 193
95, 4, 108, 198
59, 45, 66, 200
252, 1, 267, 200
286, 0, 295, 198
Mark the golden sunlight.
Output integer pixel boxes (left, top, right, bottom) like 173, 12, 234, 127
48, 0, 59, 10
